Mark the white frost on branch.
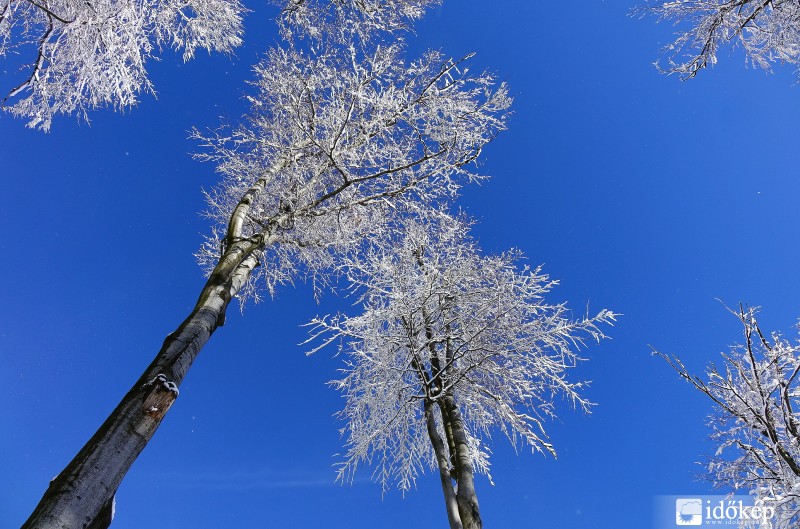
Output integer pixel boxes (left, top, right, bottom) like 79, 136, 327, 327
638, 0, 800, 78
275, 0, 441, 40
306, 212, 616, 492
194, 41, 510, 303
658, 306, 800, 529
0, 0, 245, 130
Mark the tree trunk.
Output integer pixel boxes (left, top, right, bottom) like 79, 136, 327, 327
424, 400, 463, 529
20, 240, 261, 529
416, 281, 480, 528
440, 395, 482, 529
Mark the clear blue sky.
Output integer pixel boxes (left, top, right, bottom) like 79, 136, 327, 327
3, 1, 800, 528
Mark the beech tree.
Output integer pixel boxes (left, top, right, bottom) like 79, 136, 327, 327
658, 306, 800, 529
639, 0, 800, 78
307, 213, 615, 529
20, 22, 511, 528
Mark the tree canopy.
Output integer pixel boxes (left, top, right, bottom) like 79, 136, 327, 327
308, 212, 614, 492
640, 0, 800, 78
0, 0, 244, 129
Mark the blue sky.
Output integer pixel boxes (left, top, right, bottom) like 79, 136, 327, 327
3, 1, 800, 528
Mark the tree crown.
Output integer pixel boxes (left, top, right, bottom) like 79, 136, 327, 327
195, 42, 511, 301
307, 213, 616, 491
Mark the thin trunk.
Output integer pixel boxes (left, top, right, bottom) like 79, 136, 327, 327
405, 300, 462, 529
442, 332, 458, 471
21, 237, 263, 529
424, 400, 462, 529
415, 281, 480, 528
440, 395, 482, 529
439, 400, 458, 477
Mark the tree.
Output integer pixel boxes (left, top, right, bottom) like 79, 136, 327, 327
657, 305, 800, 529
0, 0, 245, 130
0, 0, 441, 130
638, 0, 800, 79
20, 33, 511, 528
306, 213, 615, 529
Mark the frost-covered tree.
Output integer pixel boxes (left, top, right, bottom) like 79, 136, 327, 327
20, 37, 510, 528
639, 0, 800, 79
307, 214, 615, 529
658, 306, 800, 529
0, 0, 439, 130
0, 0, 245, 130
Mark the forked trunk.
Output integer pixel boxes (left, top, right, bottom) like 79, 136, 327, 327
417, 290, 480, 529
440, 395, 482, 529
425, 400, 463, 529
21, 241, 261, 529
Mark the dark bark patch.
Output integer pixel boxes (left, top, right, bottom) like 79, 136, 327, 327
141, 376, 178, 420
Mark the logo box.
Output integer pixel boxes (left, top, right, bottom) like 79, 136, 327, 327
655, 495, 775, 528
675, 498, 703, 525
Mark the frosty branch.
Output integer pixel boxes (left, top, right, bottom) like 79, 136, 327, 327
638, 0, 800, 79
0, 0, 444, 129
195, 42, 510, 300
0, 0, 245, 130
277, 0, 441, 40
656, 305, 800, 529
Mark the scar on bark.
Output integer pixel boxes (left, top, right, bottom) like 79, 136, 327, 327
141, 374, 179, 419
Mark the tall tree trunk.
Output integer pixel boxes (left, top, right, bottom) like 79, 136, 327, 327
20, 239, 262, 529
424, 400, 463, 529
416, 281, 480, 528
440, 395, 482, 529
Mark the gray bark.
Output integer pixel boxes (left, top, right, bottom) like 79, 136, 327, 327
440, 395, 482, 529
20, 239, 261, 529
425, 400, 463, 529
417, 293, 481, 529
19, 160, 286, 529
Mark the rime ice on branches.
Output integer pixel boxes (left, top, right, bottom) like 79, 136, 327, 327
658, 306, 800, 529
307, 212, 615, 529
0, 0, 245, 129
639, 0, 800, 79
276, 0, 441, 40
195, 41, 511, 302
